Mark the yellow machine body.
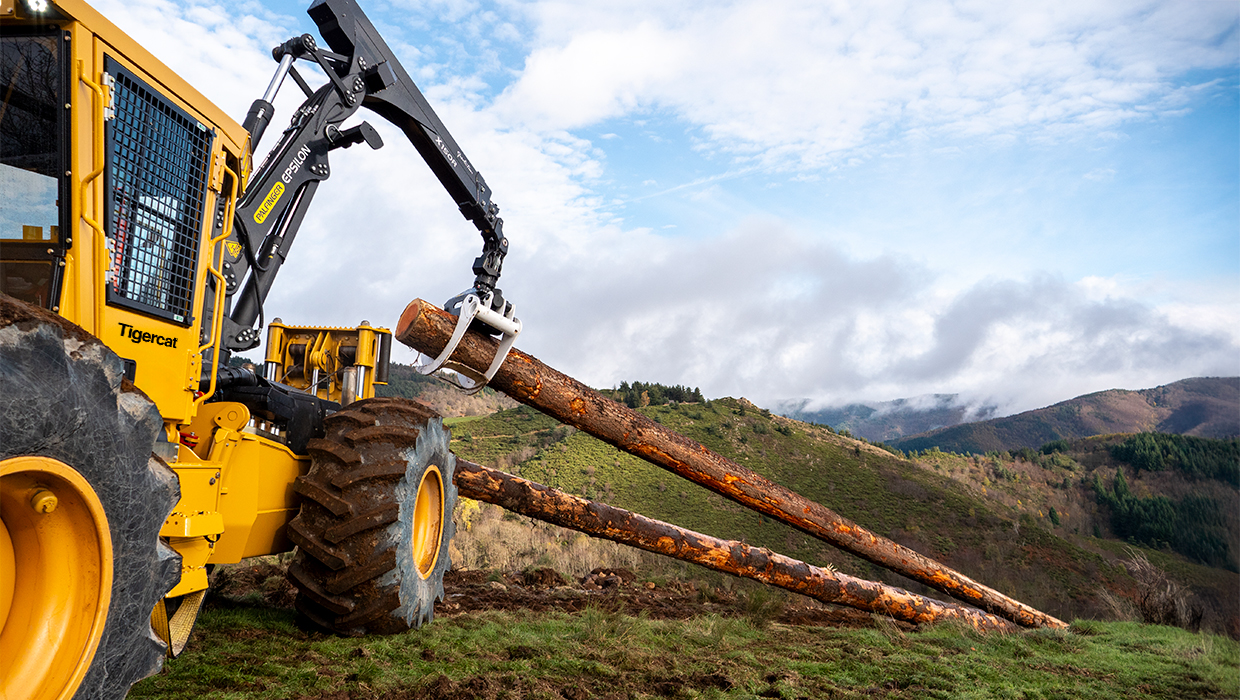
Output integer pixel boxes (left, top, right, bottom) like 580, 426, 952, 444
1, 0, 390, 604
264, 320, 391, 406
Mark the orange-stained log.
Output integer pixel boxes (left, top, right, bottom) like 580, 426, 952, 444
453, 458, 1015, 632
397, 299, 1065, 630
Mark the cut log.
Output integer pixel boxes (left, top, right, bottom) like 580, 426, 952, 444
396, 299, 1066, 629
454, 459, 1015, 632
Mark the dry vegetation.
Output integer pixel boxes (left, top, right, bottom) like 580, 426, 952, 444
449, 500, 644, 577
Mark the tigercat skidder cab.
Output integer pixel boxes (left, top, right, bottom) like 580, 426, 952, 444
0, 0, 517, 696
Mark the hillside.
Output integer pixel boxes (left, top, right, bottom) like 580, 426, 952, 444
445, 398, 1239, 637
890, 377, 1239, 454
375, 362, 518, 417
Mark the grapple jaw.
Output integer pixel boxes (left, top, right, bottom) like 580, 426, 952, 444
415, 290, 521, 394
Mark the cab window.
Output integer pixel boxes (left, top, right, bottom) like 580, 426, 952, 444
0, 30, 66, 309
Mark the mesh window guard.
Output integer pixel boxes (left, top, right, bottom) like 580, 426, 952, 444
104, 59, 211, 325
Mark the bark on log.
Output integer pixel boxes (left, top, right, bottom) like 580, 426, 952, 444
454, 459, 1015, 632
396, 299, 1066, 630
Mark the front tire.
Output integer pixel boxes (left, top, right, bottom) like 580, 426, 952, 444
286, 397, 456, 635
0, 295, 180, 700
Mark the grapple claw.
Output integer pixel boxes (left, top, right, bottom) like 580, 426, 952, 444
415, 290, 521, 394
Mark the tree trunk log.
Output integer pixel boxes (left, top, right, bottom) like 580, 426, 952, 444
396, 299, 1065, 629
454, 459, 1015, 631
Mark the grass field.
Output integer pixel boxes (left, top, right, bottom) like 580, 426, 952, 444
132, 603, 1239, 699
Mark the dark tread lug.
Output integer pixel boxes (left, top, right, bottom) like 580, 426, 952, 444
338, 590, 401, 629
292, 476, 353, 516
325, 548, 397, 595
288, 561, 356, 615
343, 424, 421, 449
330, 459, 407, 489
324, 503, 399, 544
287, 518, 350, 569
306, 438, 362, 465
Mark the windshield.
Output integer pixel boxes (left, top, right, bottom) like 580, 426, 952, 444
0, 31, 64, 309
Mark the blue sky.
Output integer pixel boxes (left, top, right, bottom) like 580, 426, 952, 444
96, 0, 1239, 414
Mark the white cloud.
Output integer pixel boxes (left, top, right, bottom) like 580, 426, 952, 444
1084, 168, 1117, 181
497, 0, 1238, 170
501, 220, 1239, 415
92, 0, 301, 117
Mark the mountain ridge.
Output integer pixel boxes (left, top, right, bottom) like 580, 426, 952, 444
889, 377, 1239, 454
777, 393, 999, 443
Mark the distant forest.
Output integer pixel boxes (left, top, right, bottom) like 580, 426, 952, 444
1094, 468, 1234, 571
603, 381, 705, 408
1108, 433, 1240, 486
374, 362, 438, 399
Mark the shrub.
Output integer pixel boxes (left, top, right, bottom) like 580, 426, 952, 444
1123, 550, 1204, 631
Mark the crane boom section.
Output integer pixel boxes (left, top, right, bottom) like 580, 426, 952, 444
222, 0, 507, 351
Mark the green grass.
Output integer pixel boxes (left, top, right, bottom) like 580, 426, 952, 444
450, 399, 1147, 624
131, 606, 1239, 699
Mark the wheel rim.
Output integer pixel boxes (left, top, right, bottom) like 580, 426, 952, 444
0, 456, 113, 700
411, 465, 444, 579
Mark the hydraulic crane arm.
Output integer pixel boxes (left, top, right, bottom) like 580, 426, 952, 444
219, 0, 507, 352
310, 0, 506, 291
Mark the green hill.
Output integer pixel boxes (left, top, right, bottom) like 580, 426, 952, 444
446, 397, 1239, 636
890, 377, 1239, 454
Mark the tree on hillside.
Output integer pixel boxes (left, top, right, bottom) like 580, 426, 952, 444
1110, 433, 1240, 486
611, 381, 705, 408
1094, 470, 1234, 571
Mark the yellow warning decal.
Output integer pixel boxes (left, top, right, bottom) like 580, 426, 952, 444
225, 241, 242, 260
254, 182, 284, 224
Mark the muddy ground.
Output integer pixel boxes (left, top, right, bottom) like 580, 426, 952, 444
211, 559, 909, 633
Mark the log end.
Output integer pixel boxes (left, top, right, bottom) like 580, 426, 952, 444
395, 298, 435, 347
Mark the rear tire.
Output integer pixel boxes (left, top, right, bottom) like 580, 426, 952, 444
286, 397, 456, 634
0, 295, 180, 700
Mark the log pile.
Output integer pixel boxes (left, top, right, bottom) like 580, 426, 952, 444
396, 299, 1065, 630
455, 459, 1015, 631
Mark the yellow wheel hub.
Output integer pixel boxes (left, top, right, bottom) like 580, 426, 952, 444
0, 457, 113, 700
411, 465, 444, 579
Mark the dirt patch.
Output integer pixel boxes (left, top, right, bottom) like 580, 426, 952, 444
521, 567, 568, 588
210, 558, 906, 631
436, 569, 906, 630
209, 558, 299, 610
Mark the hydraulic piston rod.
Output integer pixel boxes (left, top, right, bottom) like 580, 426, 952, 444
396, 298, 1066, 629
454, 459, 1015, 632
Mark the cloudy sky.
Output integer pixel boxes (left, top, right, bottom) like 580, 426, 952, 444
95, 0, 1239, 414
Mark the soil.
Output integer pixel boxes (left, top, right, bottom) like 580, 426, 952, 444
210, 560, 908, 633
207, 559, 914, 700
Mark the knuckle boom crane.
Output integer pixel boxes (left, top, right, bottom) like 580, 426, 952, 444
218, 0, 516, 378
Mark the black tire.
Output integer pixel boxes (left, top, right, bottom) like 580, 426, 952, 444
286, 397, 456, 635
0, 295, 180, 699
